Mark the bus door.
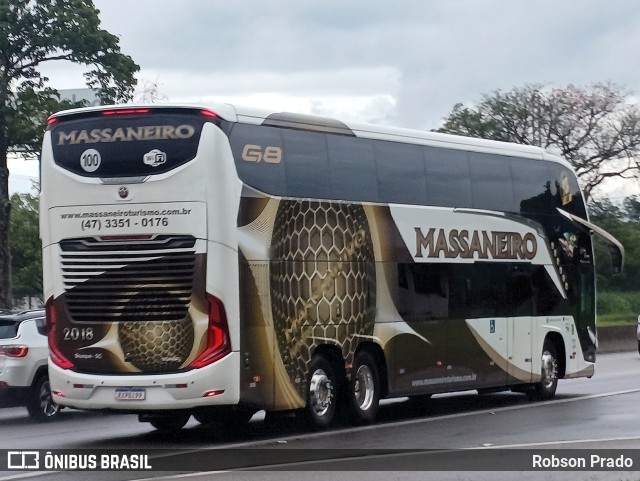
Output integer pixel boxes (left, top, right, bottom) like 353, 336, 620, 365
507, 264, 534, 383
449, 263, 510, 389
393, 263, 449, 395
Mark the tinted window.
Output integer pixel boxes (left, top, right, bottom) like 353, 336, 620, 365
375, 141, 427, 205
0, 320, 19, 339
230, 123, 287, 196
512, 158, 554, 215
327, 136, 377, 202
35, 317, 47, 336
449, 264, 510, 318
425, 147, 473, 208
397, 264, 449, 320
282, 129, 330, 198
49, 110, 208, 178
547, 163, 587, 217
469, 153, 515, 212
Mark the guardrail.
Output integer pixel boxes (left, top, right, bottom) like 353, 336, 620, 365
597, 325, 636, 353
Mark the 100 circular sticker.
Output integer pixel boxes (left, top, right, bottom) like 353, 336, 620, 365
80, 149, 101, 172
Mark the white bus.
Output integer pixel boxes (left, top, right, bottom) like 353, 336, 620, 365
40, 103, 623, 431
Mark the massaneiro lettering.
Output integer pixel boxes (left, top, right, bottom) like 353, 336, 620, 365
57, 124, 196, 145
415, 227, 537, 260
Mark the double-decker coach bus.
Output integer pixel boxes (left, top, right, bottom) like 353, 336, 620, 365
40, 103, 623, 431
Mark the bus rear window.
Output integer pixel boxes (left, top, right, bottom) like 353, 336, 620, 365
48, 110, 212, 178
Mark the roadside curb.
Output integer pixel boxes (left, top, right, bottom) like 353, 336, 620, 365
597, 325, 636, 353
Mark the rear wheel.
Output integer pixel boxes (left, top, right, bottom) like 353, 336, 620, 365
143, 412, 190, 432
349, 351, 380, 424
529, 341, 559, 400
26, 375, 60, 422
304, 355, 339, 429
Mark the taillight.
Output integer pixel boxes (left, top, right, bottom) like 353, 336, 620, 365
102, 108, 150, 116
188, 294, 231, 369
200, 109, 218, 118
46, 298, 74, 369
0, 346, 28, 357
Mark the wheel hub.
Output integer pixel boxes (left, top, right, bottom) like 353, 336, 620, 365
354, 364, 374, 411
309, 369, 333, 416
541, 350, 558, 389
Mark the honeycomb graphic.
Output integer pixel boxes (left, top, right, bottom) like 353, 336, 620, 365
119, 318, 194, 372
270, 200, 376, 384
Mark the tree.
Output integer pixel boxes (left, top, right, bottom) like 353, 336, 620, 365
10, 192, 41, 304
0, 1, 139, 306
436, 83, 640, 201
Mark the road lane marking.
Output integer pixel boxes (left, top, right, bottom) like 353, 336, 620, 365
476, 435, 640, 449
213, 387, 640, 448
3, 388, 640, 480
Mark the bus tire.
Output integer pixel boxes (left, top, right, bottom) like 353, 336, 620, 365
147, 412, 190, 432
26, 375, 60, 422
305, 355, 338, 429
529, 340, 559, 400
349, 351, 380, 425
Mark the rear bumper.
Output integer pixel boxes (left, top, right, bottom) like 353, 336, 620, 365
49, 352, 240, 411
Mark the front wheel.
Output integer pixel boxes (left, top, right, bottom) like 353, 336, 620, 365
349, 351, 380, 425
304, 356, 339, 429
26, 375, 60, 422
529, 341, 559, 400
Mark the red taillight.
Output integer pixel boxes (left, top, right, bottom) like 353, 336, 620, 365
0, 346, 28, 358
46, 298, 74, 369
102, 108, 150, 116
188, 294, 231, 369
203, 389, 225, 398
47, 117, 58, 126
200, 109, 218, 118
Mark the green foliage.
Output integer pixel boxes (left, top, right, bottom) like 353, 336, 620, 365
596, 291, 640, 315
591, 198, 640, 291
0, 1, 139, 104
8, 86, 86, 156
597, 312, 636, 326
9, 192, 41, 301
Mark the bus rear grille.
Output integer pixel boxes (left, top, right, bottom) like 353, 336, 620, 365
59, 235, 197, 323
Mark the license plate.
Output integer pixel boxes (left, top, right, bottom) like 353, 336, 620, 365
115, 388, 146, 401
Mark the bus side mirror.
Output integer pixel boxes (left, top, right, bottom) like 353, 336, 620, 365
610, 245, 623, 275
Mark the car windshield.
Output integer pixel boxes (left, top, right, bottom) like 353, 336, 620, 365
0, 319, 19, 339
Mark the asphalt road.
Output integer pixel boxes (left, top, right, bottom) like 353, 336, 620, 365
1, 351, 640, 481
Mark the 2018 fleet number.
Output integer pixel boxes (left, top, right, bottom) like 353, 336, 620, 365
63, 327, 94, 341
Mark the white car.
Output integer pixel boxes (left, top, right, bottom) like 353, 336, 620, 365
0, 309, 60, 421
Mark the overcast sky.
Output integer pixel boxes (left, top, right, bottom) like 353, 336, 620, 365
12, 0, 640, 196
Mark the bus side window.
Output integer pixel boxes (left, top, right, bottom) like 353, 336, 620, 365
468, 152, 516, 213
374, 140, 427, 206
282, 129, 330, 199
424, 147, 473, 208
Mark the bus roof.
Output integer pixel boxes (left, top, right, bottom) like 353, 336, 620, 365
49, 101, 573, 170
